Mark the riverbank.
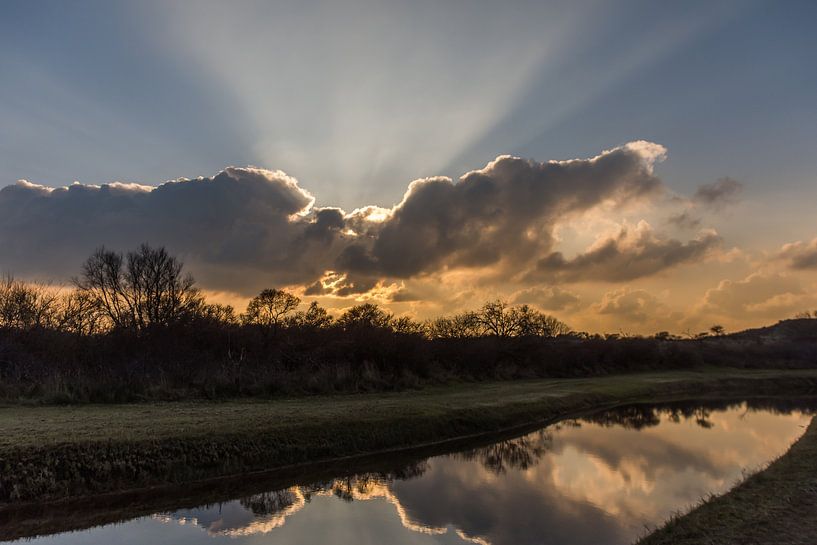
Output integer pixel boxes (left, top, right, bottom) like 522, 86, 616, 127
2, 368, 817, 511
638, 401, 817, 545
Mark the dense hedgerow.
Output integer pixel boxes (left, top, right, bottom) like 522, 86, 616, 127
0, 245, 816, 403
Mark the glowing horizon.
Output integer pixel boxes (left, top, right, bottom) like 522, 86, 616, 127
2, 0, 817, 334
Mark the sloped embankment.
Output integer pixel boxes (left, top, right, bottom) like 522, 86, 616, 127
2, 370, 817, 508
638, 409, 817, 545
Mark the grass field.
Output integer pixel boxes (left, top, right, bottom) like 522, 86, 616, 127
2, 368, 817, 509
638, 408, 817, 545
4, 368, 816, 449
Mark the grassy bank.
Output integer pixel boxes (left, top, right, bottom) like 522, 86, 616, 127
638, 403, 817, 545
2, 368, 817, 510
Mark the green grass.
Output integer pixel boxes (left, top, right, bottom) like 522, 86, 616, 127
2, 368, 817, 509
638, 410, 817, 545
2, 368, 813, 449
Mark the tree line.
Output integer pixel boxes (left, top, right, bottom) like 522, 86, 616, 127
1, 244, 814, 403
0, 244, 570, 339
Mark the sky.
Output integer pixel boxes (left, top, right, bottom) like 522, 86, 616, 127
1, 0, 817, 334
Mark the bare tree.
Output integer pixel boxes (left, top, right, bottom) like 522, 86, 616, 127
427, 304, 568, 339
337, 303, 392, 329
391, 315, 424, 335
0, 275, 60, 330
478, 300, 521, 337
535, 312, 571, 337
199, 303, 238, 326
76, 248, 128, 329
75, 244, 203, 331
242, 289, 301, 327
513, 305, 571, 337
57, 289, 105, 335
288, 301, 333, 329
425, 312, 481, 339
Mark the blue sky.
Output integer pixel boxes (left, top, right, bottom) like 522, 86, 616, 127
2, 0, 817, 332
3, 0, 815, 207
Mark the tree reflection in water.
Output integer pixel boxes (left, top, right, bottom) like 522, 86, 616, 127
455, 432, 552, 474
146, 399, 814, 545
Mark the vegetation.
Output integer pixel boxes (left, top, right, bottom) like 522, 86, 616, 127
2, 396, 811, 542
638, 412, 817, 545
2, 243, 817, 533
2, 245, 817, 404
242, 288, 300, 327
1, 368, 817, 509
75, 244, 203, 331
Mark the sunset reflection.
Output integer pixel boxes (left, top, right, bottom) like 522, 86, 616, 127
18, 401, 812, 545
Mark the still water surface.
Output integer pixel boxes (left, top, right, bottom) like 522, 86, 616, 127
5, 400, 813, 545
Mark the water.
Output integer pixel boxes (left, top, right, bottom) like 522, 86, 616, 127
2, 399, 813, 545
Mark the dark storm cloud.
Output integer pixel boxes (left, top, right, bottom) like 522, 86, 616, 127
531, 222, 721, 282
692, 176, 743, 208
0, 142, 685, 294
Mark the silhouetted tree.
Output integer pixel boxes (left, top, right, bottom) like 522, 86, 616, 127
709, 324, 725, 336
391, 315, 424, 335
75, 244, 203, 331
478, 300, 519, 337
474, 300, 570, 338
57, 289, 104, 335
425, 311, 481, 339
337, 303, 392, 329
198, 303, 238, 326
242, 289, 301, 327
0, 275, 60, 330
288, 301, 333, 329
513, 304, 570, 337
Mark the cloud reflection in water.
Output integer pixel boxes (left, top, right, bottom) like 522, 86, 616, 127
83, 401, 814, 545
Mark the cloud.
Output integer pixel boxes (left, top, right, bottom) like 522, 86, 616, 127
530, 221, 721, 283
593, 288, 667, 323
692, 177, 743, 209
695, 273, 815, 320
336, 141, 665, 283
778, 238, 817, 270
0, 142, 667, 295
510, 286, 580, 311
389, 288, 422, 303
666, 210, 701, 230
663, 176, 741, 234
0, 167, 342, 293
